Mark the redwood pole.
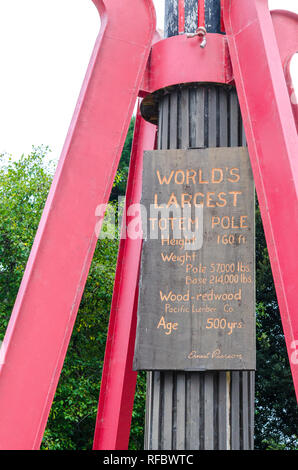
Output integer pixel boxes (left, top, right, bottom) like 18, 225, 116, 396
143, 0, 255, 450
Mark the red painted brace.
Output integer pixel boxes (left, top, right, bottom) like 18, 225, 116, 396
198, 0, 205, 28
0, 0, 156, 450
223, 0, 298, 402
178, 0, 185, 34
0, 0, 297, 453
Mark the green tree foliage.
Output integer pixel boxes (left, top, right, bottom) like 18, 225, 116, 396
109, 117, 135, 201
0, 135, 297, 450
0, 147, 53, 336
255, 202, 298, 449
40, 229, 118, 449
0, 138, 145, 450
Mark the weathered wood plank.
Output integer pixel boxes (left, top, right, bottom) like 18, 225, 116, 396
195, 87, 205, 148
242, 372, 249, 450
219, 88, 228, 146
163, 372, 174, 449
230, 90, 239, 147
204, 372, 214, 449
144, 371, 152, 450
151, 372, 161, 450
170, 91, 178, 149
176, 372, 186, 449
231, 371, 240, 449
189, 373, 200, 450
181, 88, 190, 148
162, 94, 170, 150
184, 0, 199, 34
208, 88, 217, 147
218, 371, 228, 449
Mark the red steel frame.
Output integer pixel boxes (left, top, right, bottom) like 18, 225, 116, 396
271, 10, 298, 132
0, 0, 156, 450
220, 0, 225, 32
223, 0, 298, 402
178, 0, 185, 34
0, 0, 297, 451
92, 104, 156, 450
198, 0, 205, 28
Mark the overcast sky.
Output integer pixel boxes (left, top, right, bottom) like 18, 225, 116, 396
0, 0, 296, 161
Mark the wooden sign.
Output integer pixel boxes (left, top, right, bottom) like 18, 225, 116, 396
133, 148, 255, 371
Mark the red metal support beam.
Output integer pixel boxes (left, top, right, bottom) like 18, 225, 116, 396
93, 105, 156, 450
198, 0, 205, 28
223, 0, 298, 401
220, 0, 225, 33
271, 10, 298, 132
178, 0, 185, 34
0, 0, 155, 450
